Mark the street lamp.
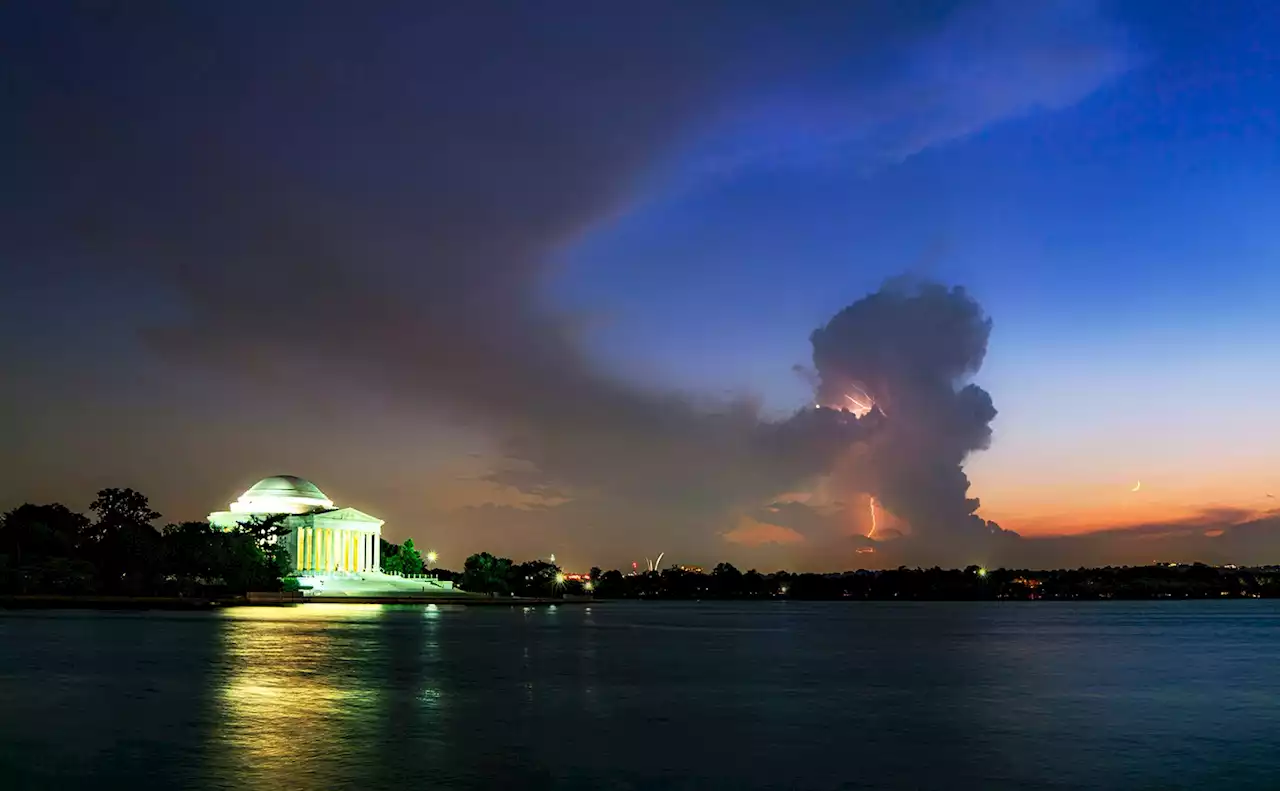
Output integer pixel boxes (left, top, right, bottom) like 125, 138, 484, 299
426, 550, 438, 568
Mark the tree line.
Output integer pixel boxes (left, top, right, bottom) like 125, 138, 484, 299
457, 552, 584, 598
0, 488, 294, 596
583, 562, 1280, 600
0, 488, 435, 597
459, 555, 1280, 601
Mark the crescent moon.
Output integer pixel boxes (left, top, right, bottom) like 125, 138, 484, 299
1132, 480, 1142, 492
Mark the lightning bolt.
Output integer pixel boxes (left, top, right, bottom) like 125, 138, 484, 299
867, 495, 878, 538
844, 393, 873, 416
841, 383, 884, 418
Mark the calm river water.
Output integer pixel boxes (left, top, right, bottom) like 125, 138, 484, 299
2, 601, 1279, 790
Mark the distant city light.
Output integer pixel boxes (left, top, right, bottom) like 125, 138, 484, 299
554, 572, 566, 584
584, 581, 594, 591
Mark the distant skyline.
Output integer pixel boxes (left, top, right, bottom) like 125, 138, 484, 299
3, 1, 1278, 571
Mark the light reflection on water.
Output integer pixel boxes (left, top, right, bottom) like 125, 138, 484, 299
3, 602, 1280, 790
215, 605, 400, 789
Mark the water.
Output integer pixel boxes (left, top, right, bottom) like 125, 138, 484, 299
2, 601, 1278, 790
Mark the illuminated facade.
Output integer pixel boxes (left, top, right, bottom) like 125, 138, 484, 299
209, 475, 385, 574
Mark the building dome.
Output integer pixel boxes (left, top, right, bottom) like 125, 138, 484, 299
229, 475, 334, 515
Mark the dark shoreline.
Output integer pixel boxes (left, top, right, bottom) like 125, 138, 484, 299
5, 595, 1277, 610
0, 594, 592, 610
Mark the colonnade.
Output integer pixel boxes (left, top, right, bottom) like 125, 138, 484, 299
296, 527, 380, 573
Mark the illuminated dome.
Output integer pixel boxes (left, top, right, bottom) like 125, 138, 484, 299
228, 475, 334, 515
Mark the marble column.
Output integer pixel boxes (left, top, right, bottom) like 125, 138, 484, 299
358, 532, 366, 571
329, 528, 337, 573
373, 536, 380, 572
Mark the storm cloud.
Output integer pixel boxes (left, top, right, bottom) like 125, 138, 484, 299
811, 281, 1015, 556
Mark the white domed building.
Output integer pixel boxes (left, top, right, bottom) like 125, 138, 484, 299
208, 475, 385, 575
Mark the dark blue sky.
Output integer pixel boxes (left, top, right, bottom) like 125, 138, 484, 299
552, 0, 1280, 533
2, 1, 1277, 569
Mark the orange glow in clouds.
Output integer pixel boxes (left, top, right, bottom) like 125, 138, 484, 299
724, 515, 805, 547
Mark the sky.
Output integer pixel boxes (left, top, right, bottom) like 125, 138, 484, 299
3, 0, 1279, 571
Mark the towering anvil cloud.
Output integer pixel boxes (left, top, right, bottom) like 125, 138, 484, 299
811, 280, 1013, 549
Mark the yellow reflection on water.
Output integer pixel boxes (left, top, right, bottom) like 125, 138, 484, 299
213, 605, 391, 789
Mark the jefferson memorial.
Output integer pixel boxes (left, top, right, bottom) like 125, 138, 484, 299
208, 475, 457, 597
208, 475, 385, 574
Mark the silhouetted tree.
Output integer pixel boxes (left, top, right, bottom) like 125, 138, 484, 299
0, 504, 95, 594
596, 568, 625, 597
0, 503, 89, 565
711, 562, 743, 597
234, 513, 292, 585
461, 552, 513, 595
87, 488, 160, 543
511, 559, 561, 596
85, 488, 164, 593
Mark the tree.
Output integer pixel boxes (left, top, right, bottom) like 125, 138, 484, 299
400, 538, 424, 575
86, 488, 163, 593
589, 566, 603, 582
382, 552, 404, 575
0, 504, 94, 594
461, 552, 513, 595
0, 503, 89, 564
87, 488, 160, 542
234, 514, 293, 588
511, 559, 560, 596
380, 538, 401, 573
161, 521, 222, 580
711, 562, 743, 597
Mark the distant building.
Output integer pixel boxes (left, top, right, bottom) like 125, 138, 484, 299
208, 475, 385, 575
